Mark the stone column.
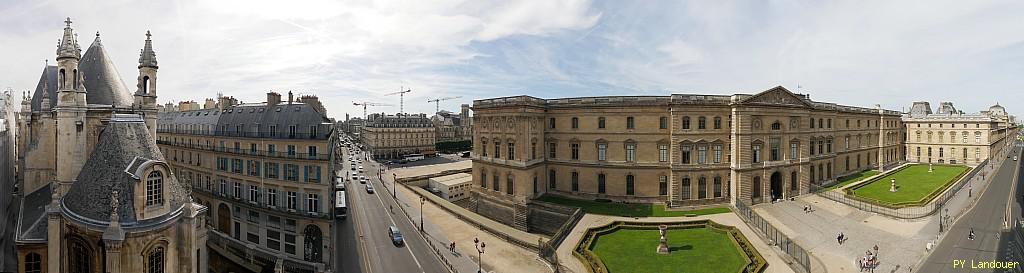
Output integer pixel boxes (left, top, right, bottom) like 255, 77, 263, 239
46, 186, 62, 273
104, 240, 123, 273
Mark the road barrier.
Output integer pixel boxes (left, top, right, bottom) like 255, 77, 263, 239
734, 200, 812, 273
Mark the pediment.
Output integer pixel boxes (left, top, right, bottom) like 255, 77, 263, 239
740, 86, 812, 108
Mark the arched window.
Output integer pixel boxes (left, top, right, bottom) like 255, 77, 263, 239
790, 171, 798, 191
69, 239, 92, 273
147, 247, 165, 273
143, 76, 151, 94
146, 171, 164, 206
682, 116, 691, 129
303, 225, 323, 262
24, 253, 42, 273
713, 177, 723, 198
697, 177, 707, 199
59, 69, 66, 89
73, 69, 79, 89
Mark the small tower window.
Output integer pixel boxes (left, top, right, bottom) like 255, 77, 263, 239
143, 76, 151, 94
148, 246, 165, 273
146, 171, 164, 206
73, 69, 79, 89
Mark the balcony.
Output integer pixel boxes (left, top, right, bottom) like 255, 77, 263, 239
194, 188, 331, 220
156, 129, 332, 140
207, 229, 323, 273
155, 140, 330, 161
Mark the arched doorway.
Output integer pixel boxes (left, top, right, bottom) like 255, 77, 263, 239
770, 172, 783, 201
303, 225, 323, 262
217, 203, 231, 236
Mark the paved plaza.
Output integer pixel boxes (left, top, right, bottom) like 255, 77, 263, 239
754, 158, 1007, 273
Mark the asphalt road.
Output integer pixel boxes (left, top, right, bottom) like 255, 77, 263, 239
333, 147, 447, 273
919, 143, 1022, 273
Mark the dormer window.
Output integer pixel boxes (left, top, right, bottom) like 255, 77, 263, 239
146, 171, 164, 206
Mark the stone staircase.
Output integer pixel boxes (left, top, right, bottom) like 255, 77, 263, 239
513, 203, 529, 232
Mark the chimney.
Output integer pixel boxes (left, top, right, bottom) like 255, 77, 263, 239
267, 91, 281, 106
288, 91, 293, 104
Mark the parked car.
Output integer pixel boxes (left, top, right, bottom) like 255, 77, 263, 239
1015, 156, 1018, 161
366, 184, 375, 194
388, 225, 404, 246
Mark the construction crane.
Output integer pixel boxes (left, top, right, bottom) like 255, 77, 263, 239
427, 96, 463, 113
352, 101, 392, 120
383, 87, 412, 114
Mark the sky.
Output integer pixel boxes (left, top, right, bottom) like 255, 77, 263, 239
2, 0, 1022, 119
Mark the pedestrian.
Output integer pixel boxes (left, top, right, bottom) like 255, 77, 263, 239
873, 244, 878, 255
969, 228, 975, 240
837, 232, 843, 245
451, 241, 456, 253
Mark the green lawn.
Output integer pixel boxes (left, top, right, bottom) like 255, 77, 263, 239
817, 170, 880, 192
537, 196, 731, 217
590, 227, 747, 273
850, 164, 969, 205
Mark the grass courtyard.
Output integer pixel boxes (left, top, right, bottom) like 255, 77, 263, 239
849, 164, 969, 206
816, 169, 879, 192
589, 226, 748, 273
537, 195, 731, 217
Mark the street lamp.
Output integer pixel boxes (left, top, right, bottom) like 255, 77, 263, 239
420, 196, 426, 232
393, 173, 398, 198
474, 237, 486, 273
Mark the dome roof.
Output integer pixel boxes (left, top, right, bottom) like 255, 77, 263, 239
62, 116, 190, 227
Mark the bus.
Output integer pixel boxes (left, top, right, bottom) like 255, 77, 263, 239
404, 153, 425, 162
335, 191, 347, 220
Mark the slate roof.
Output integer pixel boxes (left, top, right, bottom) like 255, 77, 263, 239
61, 115, 190, 227
158, 102, 333, 139
30, 35, 134, 111
29, 66, 58, 111
78, 35, 134, 107
16, 185, 51, 241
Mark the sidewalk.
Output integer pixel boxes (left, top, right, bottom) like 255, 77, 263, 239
555, 213, 797, 273
377, 162, 552, 273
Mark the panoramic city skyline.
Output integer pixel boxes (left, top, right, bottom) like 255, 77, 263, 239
2, 0, 1021, 117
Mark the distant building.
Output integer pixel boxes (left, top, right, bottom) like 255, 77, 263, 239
430, 104, 473, 143
903, 101, 1017, 165
361, 113, 435, 159
156, 91, 335, 272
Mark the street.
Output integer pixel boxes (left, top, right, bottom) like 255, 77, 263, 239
919, 142, 1022, 273
333, 146, 447, 273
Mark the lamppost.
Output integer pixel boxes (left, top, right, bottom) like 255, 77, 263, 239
474, 237, 486, 273
939, 204, 944, 233
393, 173, 398, 198
420, 196, 426, 231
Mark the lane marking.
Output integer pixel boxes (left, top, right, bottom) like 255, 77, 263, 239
346, 149, 375, 273
366, 167, 426, 273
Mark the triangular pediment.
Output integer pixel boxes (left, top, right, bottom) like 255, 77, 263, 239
740, 86, 812, 107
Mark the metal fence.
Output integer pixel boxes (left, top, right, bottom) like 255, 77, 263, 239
734, 200, 812, 273
811, 160, 989, 219
538, 207, 584, 273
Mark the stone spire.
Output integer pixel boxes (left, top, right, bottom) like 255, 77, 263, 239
138, 30, 158, 68
56, 17, 82, 60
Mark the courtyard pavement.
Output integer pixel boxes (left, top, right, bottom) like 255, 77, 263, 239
557, 213, 798, 273
753, 158, 1007, 273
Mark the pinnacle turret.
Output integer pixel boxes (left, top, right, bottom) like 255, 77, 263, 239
138, 30, 158, 68
56, 17, 81, 60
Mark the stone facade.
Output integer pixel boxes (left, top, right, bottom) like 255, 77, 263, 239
361, 113, 436, 159
903, 101, 1017, 165
14, 18, 207, 273
470, 86, 906, 230
156, 91, 334, 273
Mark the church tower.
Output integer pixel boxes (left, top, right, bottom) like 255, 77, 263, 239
135, 30, 159, 136
54, 17, 88, 195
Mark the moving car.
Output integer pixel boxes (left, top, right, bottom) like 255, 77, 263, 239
366, 184, 375, 194
359, 176, 367, 184
388, 225, 404, 246
1015, 156, 1018, 161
